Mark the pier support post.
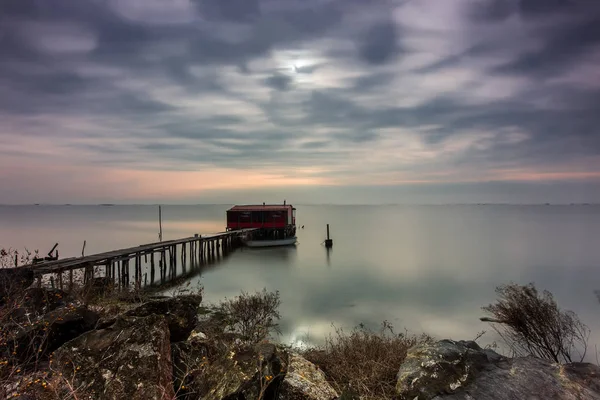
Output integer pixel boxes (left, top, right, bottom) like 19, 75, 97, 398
150, 252, 155, 284
122, 259, 126, 288
172, 245, 177, 279
161, 249, 166, 282
181, 243, 186, 266
135, 256, 140, 288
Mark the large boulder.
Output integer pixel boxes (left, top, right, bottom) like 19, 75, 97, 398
279, 352, 339, 400
52, 314, 174, 400
172, 338, 286, 400
396, 339, 600, 400
1, 305, 99, 364
124, 294, 202, 342
206, 342, 285, 400
172, 330, 338, 400
432, 357, 600, 400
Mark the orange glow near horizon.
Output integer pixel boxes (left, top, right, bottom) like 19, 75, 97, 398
490, 169, 600, 182
110, 168, 333, 197
1, 153, 599, 203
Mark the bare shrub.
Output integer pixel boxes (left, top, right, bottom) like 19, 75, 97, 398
303, 321, 431, 400
1, 248, 36, 269
481, 283, 589, 363
215, 289, 281, 343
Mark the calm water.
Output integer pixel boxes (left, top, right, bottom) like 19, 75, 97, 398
1, 204, 599, 357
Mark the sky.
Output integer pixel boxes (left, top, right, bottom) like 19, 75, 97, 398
1, 0, 599, 205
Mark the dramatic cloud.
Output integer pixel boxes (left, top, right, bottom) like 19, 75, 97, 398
0, 0, 599, 203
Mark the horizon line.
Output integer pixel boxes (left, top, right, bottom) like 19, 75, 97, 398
0, 202, 598, 207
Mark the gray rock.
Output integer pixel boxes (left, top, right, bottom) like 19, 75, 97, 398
2, 305, 99, 364
397, 339, 600, 400
172, 333, 337, 400
53, 314, 174, 400
204, 342, 285, 400
171, 338, 286, 400
123, 294, 202, 342
279, 352, 339, 400
433, 357, 600, 400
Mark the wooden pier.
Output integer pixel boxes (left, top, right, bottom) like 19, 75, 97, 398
23, 229, 257, 291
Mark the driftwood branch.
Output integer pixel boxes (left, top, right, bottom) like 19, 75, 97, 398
480, 317, 509, 323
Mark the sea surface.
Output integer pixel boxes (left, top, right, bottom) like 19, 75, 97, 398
1, 204, 599, 358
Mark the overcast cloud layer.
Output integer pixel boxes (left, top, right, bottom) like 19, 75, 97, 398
1, 0, 600, 204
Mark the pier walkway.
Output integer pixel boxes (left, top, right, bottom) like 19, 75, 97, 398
23, 228, 258, 290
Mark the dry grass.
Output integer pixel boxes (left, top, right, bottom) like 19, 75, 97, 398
303, 321, 431, 400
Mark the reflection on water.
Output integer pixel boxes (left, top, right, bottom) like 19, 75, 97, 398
236, 246, 298, 263
2, 204, 600, 360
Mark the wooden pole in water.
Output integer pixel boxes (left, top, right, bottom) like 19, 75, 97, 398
158, 205, 163, 242
325, 224, 333, 248
81, 240, 86, 257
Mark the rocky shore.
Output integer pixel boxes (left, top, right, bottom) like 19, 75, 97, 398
1, 282, 600, 399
